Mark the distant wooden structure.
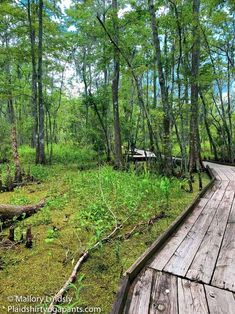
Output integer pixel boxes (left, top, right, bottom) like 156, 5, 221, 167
126, 149, 182, 168
126, 149, 156, 162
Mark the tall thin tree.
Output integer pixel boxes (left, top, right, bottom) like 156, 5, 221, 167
111, 0, 122, 168
36, 0, 45, 164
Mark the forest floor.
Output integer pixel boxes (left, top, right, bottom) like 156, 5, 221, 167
0, 147, 209, 313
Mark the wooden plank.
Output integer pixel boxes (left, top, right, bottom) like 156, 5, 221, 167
149, 198, 209, 271
186, 191, 234, 283
178, 278, 208, 314
212, 221, 235, 292
125, 268, 153, 313
207, 163, 233, 181
205, 284, 235, 314
204, 180, 228, 198
228, 197, 235, 223
212, 167, 229, 181
221, 167, 235, 181
227, 180, 235, 192
112, 165, 215, 312
164, 188, 225, 276
149, 271, 178, 314
203, 181, 219, 199
210, 168, 221, 181
218, 180, 230, 190
111, 275, 130, 314
125, 175, 215, 281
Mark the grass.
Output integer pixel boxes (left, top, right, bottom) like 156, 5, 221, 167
0, 147, 210, 313
19, 144, 101, 169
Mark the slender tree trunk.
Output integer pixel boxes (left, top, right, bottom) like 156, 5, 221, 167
112, 0, 122, 168
153, 60, 157, 108
189, 0, 203, 173
89, 92, 111, 162
97, 14, 162, 162
5, 37, 22, 182
8, 99, 22, 182
200, 92, 218, 160
36, 0, 45, 164
27, 0, 38, 149
148, 0, 172, 175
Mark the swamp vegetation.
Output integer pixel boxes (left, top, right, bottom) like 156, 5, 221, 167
0, 0, 234, 313
0, 147, 209, 312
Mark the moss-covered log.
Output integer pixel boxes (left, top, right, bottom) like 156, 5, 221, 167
0, 199, 46, 226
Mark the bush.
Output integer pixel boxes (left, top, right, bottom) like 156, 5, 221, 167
51, 144, 98, 167
19, 144, 99, 169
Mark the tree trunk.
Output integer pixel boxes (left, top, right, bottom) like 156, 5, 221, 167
189, 0, 202, 173
112, 0, 122, 168
200, 92, 218, 160
148, 0, 172, 175
36, 0, 45, 164
27, 0, 38, 149
5, 37, 22, 182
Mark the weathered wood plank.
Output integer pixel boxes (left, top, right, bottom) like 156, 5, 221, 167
186, 191, 234, 283
227, 180, 235, 192
205, 284, 235, 314
217, 180, 230, 191
126, 175, 215, 281
210, 168, 221, 181
212, 167, 229, 181
228, 196, 235, 223
203, 180, 219, 199
111, 275, 130, 314
178, 278, 208, 314
212, 220, 235, 292
125, 268, 153, 313
164, 188, 225, 276
206, 163, 235, 181
149, 271, 178, 314
112, 164, 216, 312
221, 167, 235, 181
149, 198, 209, 271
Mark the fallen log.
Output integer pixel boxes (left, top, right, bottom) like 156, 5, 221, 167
0, 180, 40, 192
0, 199, 46, 227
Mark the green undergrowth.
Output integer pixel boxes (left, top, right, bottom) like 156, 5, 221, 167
19, 144, 101, 169
0, 162, 209, 313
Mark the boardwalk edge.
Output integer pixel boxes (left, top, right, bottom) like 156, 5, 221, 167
110, 165, 215, 314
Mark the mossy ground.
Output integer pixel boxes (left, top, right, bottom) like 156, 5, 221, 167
0, 158, 209, 314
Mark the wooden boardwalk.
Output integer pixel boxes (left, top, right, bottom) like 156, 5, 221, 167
113, 163, 235, 313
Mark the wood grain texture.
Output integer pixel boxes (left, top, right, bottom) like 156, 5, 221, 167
125, 268, 153, 313
186, 191, 234, 283
149, 271, 178, 314
212, 221, 235, 292
178, 278, 208, 314
228, 196, 235, 223
164, 188, 225, 276
149, 198, 209, 271
112, 163, 235, 313
205, 284, 235, 314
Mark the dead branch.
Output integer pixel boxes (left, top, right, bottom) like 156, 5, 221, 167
48, 223, 123, 313
48, 212, 166, 312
